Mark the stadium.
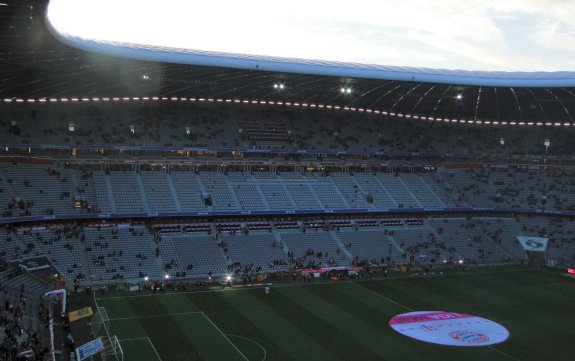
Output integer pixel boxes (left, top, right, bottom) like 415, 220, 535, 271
1, 1, 575, 360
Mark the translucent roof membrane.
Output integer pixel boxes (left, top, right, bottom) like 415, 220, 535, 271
46, 0, 575, 87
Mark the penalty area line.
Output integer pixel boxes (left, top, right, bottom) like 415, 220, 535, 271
108, 311, 203, 322
227, 334, 267, 361
146, 337, 164, 361
488, 346, 521, 361
117, 337, 148, 342
351, 282, 414, 311
201, 312, 249, 361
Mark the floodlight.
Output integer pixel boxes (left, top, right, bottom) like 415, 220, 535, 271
144, 276, 149, 281
164, 274, 170, 280
456, 94, 463, 100
458, 259, 464, 265
226, 274, 232, 282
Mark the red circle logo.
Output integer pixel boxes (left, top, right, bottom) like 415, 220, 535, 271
449, 330, 489, 344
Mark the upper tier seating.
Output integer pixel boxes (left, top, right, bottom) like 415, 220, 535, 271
0, 165, 572, 217
3, 103, 573, 158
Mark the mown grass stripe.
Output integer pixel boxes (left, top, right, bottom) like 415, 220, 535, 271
275, 285, 397, 360
356, 278, 438, 311
156, 293, 247, 361
386, 271, 574, 361
126, 296, 203, 361
456, 273, 575, 360
186, 291, 296, 361
76, 270, 575, 361
307, 283, 431, 360
253, 286, 383, 361
327, 282, 512, 361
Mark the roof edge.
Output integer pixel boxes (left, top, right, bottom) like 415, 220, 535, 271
47, 19, 575, 88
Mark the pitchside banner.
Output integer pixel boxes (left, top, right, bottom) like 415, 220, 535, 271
76, 338, 104, 361
68, 307, 93, 322
516, 236, 549, 252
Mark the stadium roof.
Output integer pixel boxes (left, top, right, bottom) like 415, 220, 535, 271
46, 0, 575, 88
1, 0, 575, 125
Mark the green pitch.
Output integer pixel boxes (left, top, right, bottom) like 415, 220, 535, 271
89, 269, 575, 361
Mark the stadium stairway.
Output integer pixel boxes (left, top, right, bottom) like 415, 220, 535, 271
424, 220, 463, 260
0, 169, 19, 200
273, 232, 291, 257
135, 174, 151, 213
386, 234, 407, 255
327, 177, 352, 208
305, 178, 325, 209
349, 177, 373, 207
255, 184, 271, 210
329, 232, 355, 260
103, 175, 117, 213
72, 228, 92, 281
420, 174, 453, 207
70, 170, 80, 201
433, 172, 469, 207
166, 174, 183, 212
224, 178, 242, 209
146, 232, 166, 276
417, 177, 447, 207
279, 183, 298, 209
485, 230, 522, 262
372, 176, 399, 207
81, 242, 93, 282
397, 176, 424, 207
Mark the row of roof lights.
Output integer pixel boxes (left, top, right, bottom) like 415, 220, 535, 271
1, 96, 570, 127
275, 83, 352, 94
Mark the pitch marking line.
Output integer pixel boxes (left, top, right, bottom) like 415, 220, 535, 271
227, 334, 267, 361
118, 337, 148, 342
110, 312, 248, 360
117, 337, 163, 361
146, 337, 163, 361
351, 282, 415, 311
108, 311, 203, 322
488, 346, 521, 361
200, 312, 249, 361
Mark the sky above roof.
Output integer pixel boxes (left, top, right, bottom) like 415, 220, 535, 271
46, 0, 575, 72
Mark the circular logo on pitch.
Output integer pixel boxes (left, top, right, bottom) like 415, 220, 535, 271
449, 330, 489, 344
389, 311, 509, 347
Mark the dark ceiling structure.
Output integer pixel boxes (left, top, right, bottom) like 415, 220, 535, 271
2, 0, 575, 125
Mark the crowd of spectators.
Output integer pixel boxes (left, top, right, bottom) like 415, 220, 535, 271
3, 102, 574, 158
0, 286, 49, 361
